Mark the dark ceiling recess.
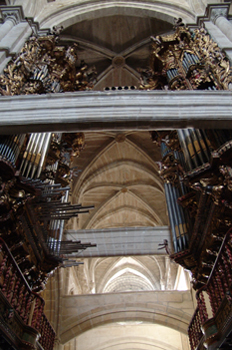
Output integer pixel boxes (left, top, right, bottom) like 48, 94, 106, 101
60, 15, 173, 89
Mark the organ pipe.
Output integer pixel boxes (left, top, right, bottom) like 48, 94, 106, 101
0, 134, 25, 167
160, 140, 189, 253
20, 132, 52, 179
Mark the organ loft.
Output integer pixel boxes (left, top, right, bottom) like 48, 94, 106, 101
0, 1, 232, 350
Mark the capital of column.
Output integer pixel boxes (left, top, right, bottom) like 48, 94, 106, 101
54, 337, 63, 350
210, 7, 228, 25
189, 4, 230, 30
54, 336, 61, 345
0, 6, 24, 26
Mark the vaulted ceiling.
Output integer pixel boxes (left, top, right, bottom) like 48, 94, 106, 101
60, 15, 173, 89
71, 131, 168, 230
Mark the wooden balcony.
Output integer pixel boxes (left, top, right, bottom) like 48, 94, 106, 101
188, 228, 232, 350
0, 237, 56, 350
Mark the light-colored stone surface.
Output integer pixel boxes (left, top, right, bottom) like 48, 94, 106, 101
34, 0, 195, 29
1, 3, 229, 350
65, 227, 171, 257
60, 290, 194, 343
1, 90, 232, 134
59, 255, 182, 295
69, 131, 168, 231
204, 20, 232, 62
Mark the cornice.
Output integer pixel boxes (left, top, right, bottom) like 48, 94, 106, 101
188, 3, 231, 29
0, 5, 24, 25
0, 5, 40, 34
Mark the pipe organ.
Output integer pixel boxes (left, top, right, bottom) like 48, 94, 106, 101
0, 30, 97, 293
142, 24, 232, 91
142, 23, 232, 350
0, 131, 96, 291
152, 126, 232, 349
0, 19, 232, 350
142, 24, 232, 290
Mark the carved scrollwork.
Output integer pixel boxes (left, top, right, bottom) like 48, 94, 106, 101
158, 152, 183, 186
1, 8, 22, 25
140, 25, 232, 91
41, 132, 85, 186
220, 165, 232, 191
0, 32, 96, 96
210, 7, 228, 24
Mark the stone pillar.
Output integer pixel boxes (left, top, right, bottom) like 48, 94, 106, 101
204, 20, 232, 62
191, 4, 232, 63
54, 337, 64, 350
0, 16, 17, 42
210, 6, 232, 43
0, 6, 37, 73
0, 8, 23, 72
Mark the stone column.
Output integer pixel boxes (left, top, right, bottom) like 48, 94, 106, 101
0, 7, 25, 40
0, 8, 23, 71
210, 6, 232, 44
204, 20, 232, 62
190, 4, 232, 63
0, 6, 36, 73
54, 337, 64, 350
0, 17, 16, 41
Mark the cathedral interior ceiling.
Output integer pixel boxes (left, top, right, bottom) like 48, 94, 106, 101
59, 15, 173, 89
63, 130, 183, 296
71, 131, 168, 230
64, 255, 180, 295
37, 1, 196, 89
36, 1, 196, 29
66, 130, 173, 295
9, 0, 205, 90
63, 323, 190, 350
0, 1, 205, 347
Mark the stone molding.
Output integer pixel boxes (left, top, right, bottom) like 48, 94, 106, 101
210, 7, 228, 25
38, 0, 195, 30
0, 6, 24, 25
60, 290, 194, 343
0, 6, 40, 34
0, 90, 232, 134
188, 3, 230, 28
65, 227, 171, 257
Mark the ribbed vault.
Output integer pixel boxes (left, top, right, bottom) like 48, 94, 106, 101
30, 0, 206, 88
60, 290, 194, 343
63, 323, 191, 350
71, 131, 167, 230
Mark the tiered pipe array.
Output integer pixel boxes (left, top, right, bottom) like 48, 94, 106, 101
0, 134, 25, 167
160, 141, 189, 252
22, 178, 95, 256
164, 182, 188, 252
177, 129, 210, 172
20, 132, 52, 179
182, 52, 200, 73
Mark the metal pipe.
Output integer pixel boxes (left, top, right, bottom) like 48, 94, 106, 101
58, 190, 69, 250
168, 183, 182, 251
194, 129, 209, 162
20, 133, 37, 175
31, 132, 46, 178
177, 129, 192, 171
36, 132, 52, 178
26, 133, 41, 178
164, 183, 178, 253
189, 128, 204, 165
183, 129, 199, 168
